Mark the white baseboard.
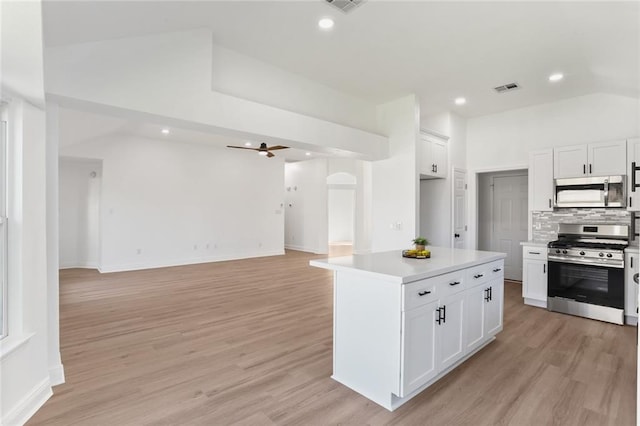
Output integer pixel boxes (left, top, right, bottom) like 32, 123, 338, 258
3, 378, 52, 426
285, 244, 327, 254
59, 262, 99, 270
98, 250, 285, 273
625, 315, 638, 326
524, 298, 547, 309
49, 362, 66, 386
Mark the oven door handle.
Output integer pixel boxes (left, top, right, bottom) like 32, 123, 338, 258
604, 178, 609, 207
547, 257, 624, 269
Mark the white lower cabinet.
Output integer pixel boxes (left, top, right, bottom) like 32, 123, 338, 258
484, 279, 504, 336
400, 261, 504, 398
522, 245, 548, 308
464, 284, 487, 353
401, 300, 439, 396
437, 292, 466, 371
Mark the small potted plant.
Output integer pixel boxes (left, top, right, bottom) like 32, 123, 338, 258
412, 237, 429, 252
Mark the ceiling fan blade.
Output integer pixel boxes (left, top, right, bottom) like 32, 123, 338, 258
267, 145, 289, 150
266, 152, 275, 158
227, 145, 258, 151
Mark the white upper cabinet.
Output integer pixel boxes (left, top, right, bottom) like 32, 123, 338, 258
554, 140, 626, 179
588, 140, 627, 176
554, 144, 588, 178
420, 132, 448, 179
529, 149, 554, 211
627, 138, 640, 211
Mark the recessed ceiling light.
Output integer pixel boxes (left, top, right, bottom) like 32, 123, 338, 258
454, 97, 466, 106
549, 73, 564, 82
244, 142, 252, 146
305, 152, 312, 156
318, 18, 334, 30
161, 128, 170, 134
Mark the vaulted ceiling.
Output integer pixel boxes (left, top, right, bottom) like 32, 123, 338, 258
43, 1, 640, 119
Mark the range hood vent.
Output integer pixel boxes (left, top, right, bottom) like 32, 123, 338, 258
324, 0, 365, 13
494, 82, 521, 93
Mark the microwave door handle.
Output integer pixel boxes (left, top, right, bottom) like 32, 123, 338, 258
604, 179, 609, 207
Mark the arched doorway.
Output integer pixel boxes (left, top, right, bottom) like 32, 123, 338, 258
327, 172, 356, 257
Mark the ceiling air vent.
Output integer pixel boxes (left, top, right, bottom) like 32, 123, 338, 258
324, 0, 365, 13
494, 82, 521, 93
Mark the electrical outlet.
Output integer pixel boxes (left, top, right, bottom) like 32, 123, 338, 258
136, 248, 142, 255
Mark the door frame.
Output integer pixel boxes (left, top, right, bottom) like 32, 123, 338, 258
450, 167, 467, 249
468, 164, 528, 251
488, 172, 528, 255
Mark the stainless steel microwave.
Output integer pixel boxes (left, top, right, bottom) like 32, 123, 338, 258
554, 175, 626, 208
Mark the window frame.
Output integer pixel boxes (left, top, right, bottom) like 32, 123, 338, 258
0, 104, 7, 339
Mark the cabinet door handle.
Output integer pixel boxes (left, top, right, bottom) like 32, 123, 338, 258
633, 161, 637, 193
528, 251, 540, 255
436, 307, 442, 325
583, 164, 586, 174
435, 164, 438, 173
474, 274, 484, 279
489, 286, 493, 301
548, 198, 552, 208
493, 268, 502, 272
449, 281, 461, 286
632, 257, 634, 269
543, 264, 546, 273
442, 305, 446, 324
589, 164, 592, 174
418, 290, 431, 296
484, 288, 490, 302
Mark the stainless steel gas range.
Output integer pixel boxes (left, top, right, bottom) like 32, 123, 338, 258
547, 224, 629, 325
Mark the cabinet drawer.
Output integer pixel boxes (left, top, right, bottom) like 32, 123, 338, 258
435, 270, 467, 298
466, 263, 492, 288
488, 260, 505, 280
403, 279, 438, 311
523, 246, 547, 260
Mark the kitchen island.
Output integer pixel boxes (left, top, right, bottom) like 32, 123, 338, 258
310, 247, 506, 411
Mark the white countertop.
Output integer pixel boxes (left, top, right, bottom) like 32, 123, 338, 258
310, 247, 506, 284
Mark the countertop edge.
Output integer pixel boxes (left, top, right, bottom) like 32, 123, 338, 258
310, 252, 506, 284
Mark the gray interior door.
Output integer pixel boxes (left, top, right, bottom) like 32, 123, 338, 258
491, 175, 528, 280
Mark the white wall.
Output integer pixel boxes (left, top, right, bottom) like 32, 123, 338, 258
45, 102, 64, 387
59, 158, 102, 269
1, 1, 60, 424
211, 44, 378, 133
284, 159, 328, 254
419, 112, 468, 248
466, 93, 640, 249
44, 29, 388, 161
467, 93, 639, 171
371, 95, 420, 251
60, 136, 285, 272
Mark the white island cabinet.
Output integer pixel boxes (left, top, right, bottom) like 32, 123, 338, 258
310, 248, 506, 411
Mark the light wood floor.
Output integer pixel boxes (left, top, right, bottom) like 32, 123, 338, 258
29, 251, 636, 425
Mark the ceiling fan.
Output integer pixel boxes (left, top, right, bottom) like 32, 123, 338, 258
226, 142, 289, 158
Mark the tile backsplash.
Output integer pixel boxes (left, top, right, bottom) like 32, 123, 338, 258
532, 208, 632, 243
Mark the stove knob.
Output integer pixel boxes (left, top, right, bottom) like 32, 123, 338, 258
580, 251, 585, 255
606, 253, 613, 258
599, 252, 604, 257
556, 249, 561, 254
562, 250, 568, 254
